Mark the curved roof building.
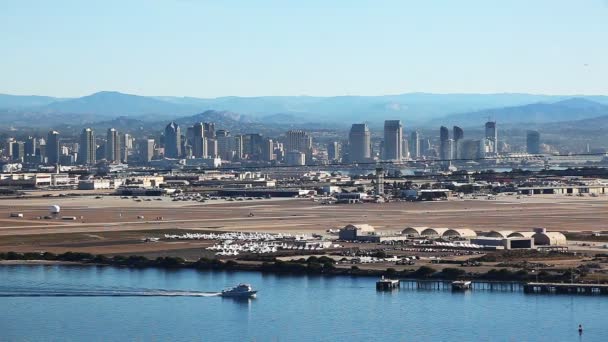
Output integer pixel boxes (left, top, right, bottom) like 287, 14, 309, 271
486, 230, 514, 238
533, 232, 567, 246
420, 227, 449, 237
401, 226, 428, 237
507, 232, 535, 238
443, 228, 477, 238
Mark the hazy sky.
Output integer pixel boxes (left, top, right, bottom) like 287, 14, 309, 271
1, 0, 607, 97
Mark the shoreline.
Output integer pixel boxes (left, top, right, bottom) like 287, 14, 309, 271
0, 260, 81, 266
0, 251, 584, 284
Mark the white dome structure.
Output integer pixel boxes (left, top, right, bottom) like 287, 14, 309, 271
49, 205, 61, 214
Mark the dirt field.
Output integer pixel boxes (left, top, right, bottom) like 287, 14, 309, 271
1, 194, 608, 257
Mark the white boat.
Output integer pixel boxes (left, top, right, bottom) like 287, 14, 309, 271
451, 280, 472, 291
221, 284, 257, 298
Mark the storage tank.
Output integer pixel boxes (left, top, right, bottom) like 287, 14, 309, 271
49, 205, 61, 215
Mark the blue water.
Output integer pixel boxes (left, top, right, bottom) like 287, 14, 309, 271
0, 265, 606, 341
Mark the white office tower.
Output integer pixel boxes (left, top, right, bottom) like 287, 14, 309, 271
121, 133, 131, 163
140, 139, 155, 162
485, 121, 498, 154
78, 128, 96, 165
409, 131, 420, 159
382, 120, 403, 161
206, 138, 217, 158
106, 128, 120, 163
446, 139, 454, 161
327, 141, 341, 162
349, 123, 371, 163
402, 138, 409, 160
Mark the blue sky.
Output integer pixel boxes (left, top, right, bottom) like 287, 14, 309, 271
1, 0, 607, 97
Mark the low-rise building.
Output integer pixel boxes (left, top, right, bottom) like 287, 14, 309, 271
339, 224, 407, 242
470, 237, 535, 250
0, 173, 78, 188
335, 192, 367, 203
78, 179, 124, 190
400, 189, 451, 201
338, 224, 376, 241
185, 157, 222, 168
123, 176, 164, 187
518, 185, 608, 196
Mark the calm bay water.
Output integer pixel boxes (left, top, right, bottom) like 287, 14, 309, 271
1, 265, 606, 341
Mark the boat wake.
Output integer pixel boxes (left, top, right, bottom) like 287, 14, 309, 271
0, 286, 221, 297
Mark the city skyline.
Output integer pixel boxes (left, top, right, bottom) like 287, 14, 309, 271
2, 116, 535, 169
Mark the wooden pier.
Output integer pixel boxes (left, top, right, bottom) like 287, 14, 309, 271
377, 280, 608, 295
399, 280, 522, 292
523, 282, 608, 295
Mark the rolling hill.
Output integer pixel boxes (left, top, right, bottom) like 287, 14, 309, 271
435, 98, 608, 127
2, 91, 608, 128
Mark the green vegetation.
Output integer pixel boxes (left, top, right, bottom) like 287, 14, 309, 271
0, 252, 589, 283
412, 266, 436, 278
438, 267, 466, 279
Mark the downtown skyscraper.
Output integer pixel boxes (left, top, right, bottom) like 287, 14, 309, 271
439, 126, 452, 161
78, 128, 96, 165
327, 141, 341, 162
453, 126, 464, 159
106, 128, 121, 163
526, 130, 540, 154
382, 120, 403, 161
164, 122, 181, 158
285, 130, 313, 164
192, 122, 207, 158
409, 130, 420, 159
349, 123, 371, 163
485, 121, 498, 154
46, 130, 60, 165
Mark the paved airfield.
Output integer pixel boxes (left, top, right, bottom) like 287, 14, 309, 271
0, 194, 607, 235
1, 194, 607, 256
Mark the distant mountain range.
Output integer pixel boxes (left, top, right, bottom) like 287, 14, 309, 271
438, 98, 608, 127
0, 94, 60, 108
1, 91, 608, 130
